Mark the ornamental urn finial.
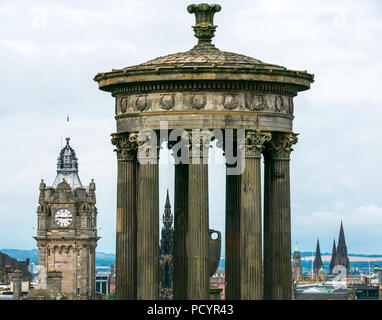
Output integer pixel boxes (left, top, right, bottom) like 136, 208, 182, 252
187, 3, 221, 44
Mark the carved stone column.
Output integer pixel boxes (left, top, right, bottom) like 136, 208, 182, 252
186, 132, 210, 300
263, 132, 298, 300
111, 133, 138, 300
225, 130, 271, 300
173, 162, 188, 300
225, 162, 240, 300
136, 132, 160, 300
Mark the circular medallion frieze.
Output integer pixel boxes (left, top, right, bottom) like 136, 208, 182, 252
120, 97, 128, 113
160, 94, 175, 110
190, 94, 207, 109
222, 93, 238, 110
136, 95, 148, 111
265, 95, 275, 110
275, 96, 284, 112
288, 97, 294, 115
246, 94, 265, 111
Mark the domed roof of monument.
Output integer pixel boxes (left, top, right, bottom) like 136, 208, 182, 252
131, 43, 284, 71
94, 3, 314, 91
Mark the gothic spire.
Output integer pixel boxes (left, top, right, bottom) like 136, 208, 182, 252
337, 221, 346, 252
313, 238, 323, 275
334, 221, 350, 274
159, 190, 174, 299
160, 189, 174, 254
329, 238, 337, 274
162, 189, 173, 230
165, 189, 171, 209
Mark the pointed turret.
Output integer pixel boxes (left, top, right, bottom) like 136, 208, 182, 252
313, 239, 323, 275
162, 190, 173, 230
334, 221, 350, 275
165, 189, 171, 209
160, 189, 174, 255
52, 138, 82, 190
329, 239, 337, 274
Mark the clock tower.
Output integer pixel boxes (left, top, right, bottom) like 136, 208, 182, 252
34, 138, 100, 300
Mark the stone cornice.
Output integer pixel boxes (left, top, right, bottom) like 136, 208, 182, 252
34, 236, 100, 242
110, 80, 299, 97
95, 68, 313, 93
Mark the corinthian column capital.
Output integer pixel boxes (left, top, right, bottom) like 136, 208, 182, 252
242, 130, 272, 158
111, 132, 139, 161
189, 129, 213, 161
265, 132, 298, 160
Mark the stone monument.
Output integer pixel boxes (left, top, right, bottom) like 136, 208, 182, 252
94, 3, 313, 300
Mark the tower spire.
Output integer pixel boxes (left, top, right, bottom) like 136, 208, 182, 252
52, 137, 82, 190
159, 190, 174, 299
334, 221, 350, 275
338, 221, 346, 248
165, 189, 171, 209
313, 238, 323, 275
329, 238, 337, 274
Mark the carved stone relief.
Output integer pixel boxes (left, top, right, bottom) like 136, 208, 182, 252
222, 93, 238, 110
160, 94, 175, 110
190, 93, 207, 109
136, 95, 149, 111
245, 93, 265, 111
115, 91, 292, 115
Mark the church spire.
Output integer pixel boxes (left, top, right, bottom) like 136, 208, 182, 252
313, 238, 323, 275
161, 189, 173, 253
329, 238, 337, 274
334, 221, 350, 274
338, 221, 346, 250
162, 189, 173, 230
165, 189, 171, 209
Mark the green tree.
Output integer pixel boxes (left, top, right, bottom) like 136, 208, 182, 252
105, 292, 115, 300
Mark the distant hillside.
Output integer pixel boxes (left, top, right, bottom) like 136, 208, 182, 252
0, 249, 115, 267
2, 249, 381, 272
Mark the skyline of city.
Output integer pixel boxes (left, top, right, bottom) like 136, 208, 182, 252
0, 0, 382, 258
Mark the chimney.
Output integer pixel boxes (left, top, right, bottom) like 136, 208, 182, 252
12, 270, 22, 300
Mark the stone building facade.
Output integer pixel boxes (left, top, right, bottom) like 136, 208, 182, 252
292, 243, 302, 282
34, 138, 100, 300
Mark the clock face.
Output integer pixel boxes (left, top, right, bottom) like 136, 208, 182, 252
54, 208, 73, 227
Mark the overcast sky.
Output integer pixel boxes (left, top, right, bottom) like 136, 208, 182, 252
0, 0, 381, 255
